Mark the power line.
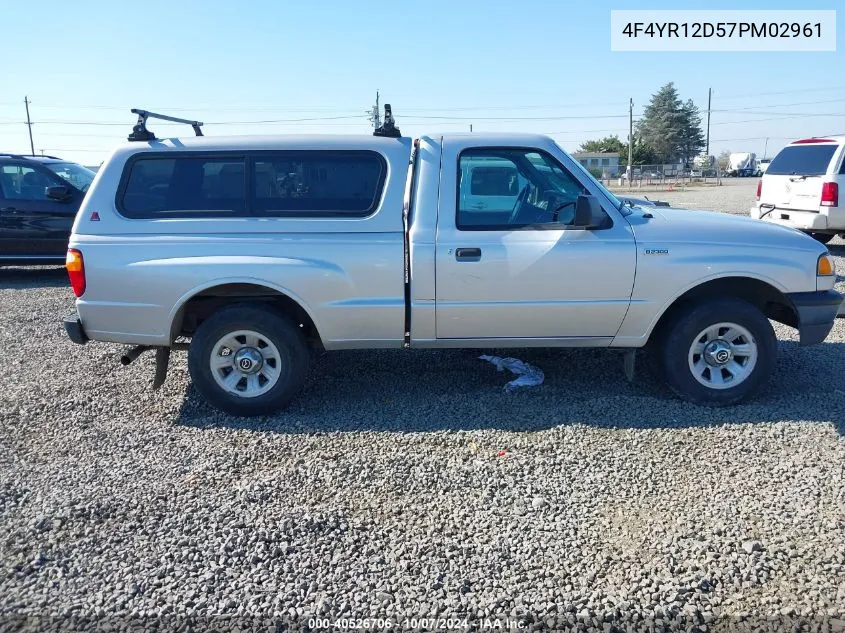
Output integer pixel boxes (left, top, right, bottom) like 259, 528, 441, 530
5, 97, 845, 130
0, 99, 637, 113
0, 103, 367, 113
710, 110, 845, 117
22, 115, 367, 126
710, 113, 845, 126
8, 111, 843, 129
709, 136, 795, 142
713, 85, 845, 100
387, 113, 632, 121
711, 97, 845, 112
8, 92, 845, 113
8, 103, 845, 128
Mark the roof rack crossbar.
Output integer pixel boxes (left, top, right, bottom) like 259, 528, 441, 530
128, 108, 204, 142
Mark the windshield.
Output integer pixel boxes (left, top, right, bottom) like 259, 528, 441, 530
766, 145, 837, 176
44, 161, 96, 191
560, 145, 628, 214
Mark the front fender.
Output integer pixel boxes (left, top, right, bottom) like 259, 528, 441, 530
640, 270, 788, 340
612, 268, 803, 348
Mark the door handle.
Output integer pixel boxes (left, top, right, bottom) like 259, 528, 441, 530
455, 247, 481, 261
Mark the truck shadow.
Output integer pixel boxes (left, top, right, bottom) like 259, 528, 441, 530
0, 266, 68, 289
175, 341, 845, 436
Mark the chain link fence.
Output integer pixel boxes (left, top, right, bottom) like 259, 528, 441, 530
587, 164, 724, 188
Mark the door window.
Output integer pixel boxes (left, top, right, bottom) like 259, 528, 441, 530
0, 164, 61, 201
457, 149, 591, 230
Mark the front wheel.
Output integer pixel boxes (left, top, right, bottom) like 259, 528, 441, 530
188, 304, 309, 417
658, 299, 777, 406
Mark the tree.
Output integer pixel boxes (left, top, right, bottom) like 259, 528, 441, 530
578, 135, 627, 155
631, 135, 658, 165
636, 82, 684, 163
678, 99, 706, 164
716, 150, 732, 171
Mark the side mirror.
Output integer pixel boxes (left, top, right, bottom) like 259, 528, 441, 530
573, 194, 601, 228
46, 185, 72, 201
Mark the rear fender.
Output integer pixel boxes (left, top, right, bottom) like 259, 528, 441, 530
168, 276, 321, 340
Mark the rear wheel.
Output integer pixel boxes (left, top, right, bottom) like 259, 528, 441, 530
658, 298, 777, 406
188, 304, 309, 417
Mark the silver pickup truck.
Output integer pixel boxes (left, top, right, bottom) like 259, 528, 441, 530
62, 108, 842, 416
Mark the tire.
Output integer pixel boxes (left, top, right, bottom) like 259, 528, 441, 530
658, 298, 777, 406
808, 232, 834, 244
187, 303, 309, 417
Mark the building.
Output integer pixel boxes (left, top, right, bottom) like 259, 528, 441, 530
571, 151, 620, 177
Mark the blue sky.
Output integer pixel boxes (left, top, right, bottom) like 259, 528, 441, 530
1, 0, 842, 166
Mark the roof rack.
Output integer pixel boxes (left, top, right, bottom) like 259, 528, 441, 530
0, 152, 61, 160
128, 108, 204, 142
373, 104, 401, 138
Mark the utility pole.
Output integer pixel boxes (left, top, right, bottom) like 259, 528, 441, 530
763, 137, 769, 159
705, 87, 712, 156
367, 90, 381, 130
627, 98, 633, 182
24, 96, 35, 156
470, 124, 473, 132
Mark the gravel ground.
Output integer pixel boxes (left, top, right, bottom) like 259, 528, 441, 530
2, 180, 844, 632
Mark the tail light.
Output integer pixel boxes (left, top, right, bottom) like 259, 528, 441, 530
821, 182, 838, 207
756, 179, 762, 200
66, 249, 86, 297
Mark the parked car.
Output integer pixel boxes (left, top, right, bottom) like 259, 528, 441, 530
0, 153, 96, 264
61, 109, 842, 416
751, 137, 845, 244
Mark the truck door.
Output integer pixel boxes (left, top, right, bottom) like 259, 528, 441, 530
434, 141, 636, 341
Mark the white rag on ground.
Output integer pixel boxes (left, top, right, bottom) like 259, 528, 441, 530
479, 355, 545, 392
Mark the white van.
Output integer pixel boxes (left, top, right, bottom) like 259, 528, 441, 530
751, 137, 845, 243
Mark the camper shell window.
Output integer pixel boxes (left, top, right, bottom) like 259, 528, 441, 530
117, 150, 387, 219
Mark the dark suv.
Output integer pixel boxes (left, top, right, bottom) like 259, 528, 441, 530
0, 153, 96, 265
